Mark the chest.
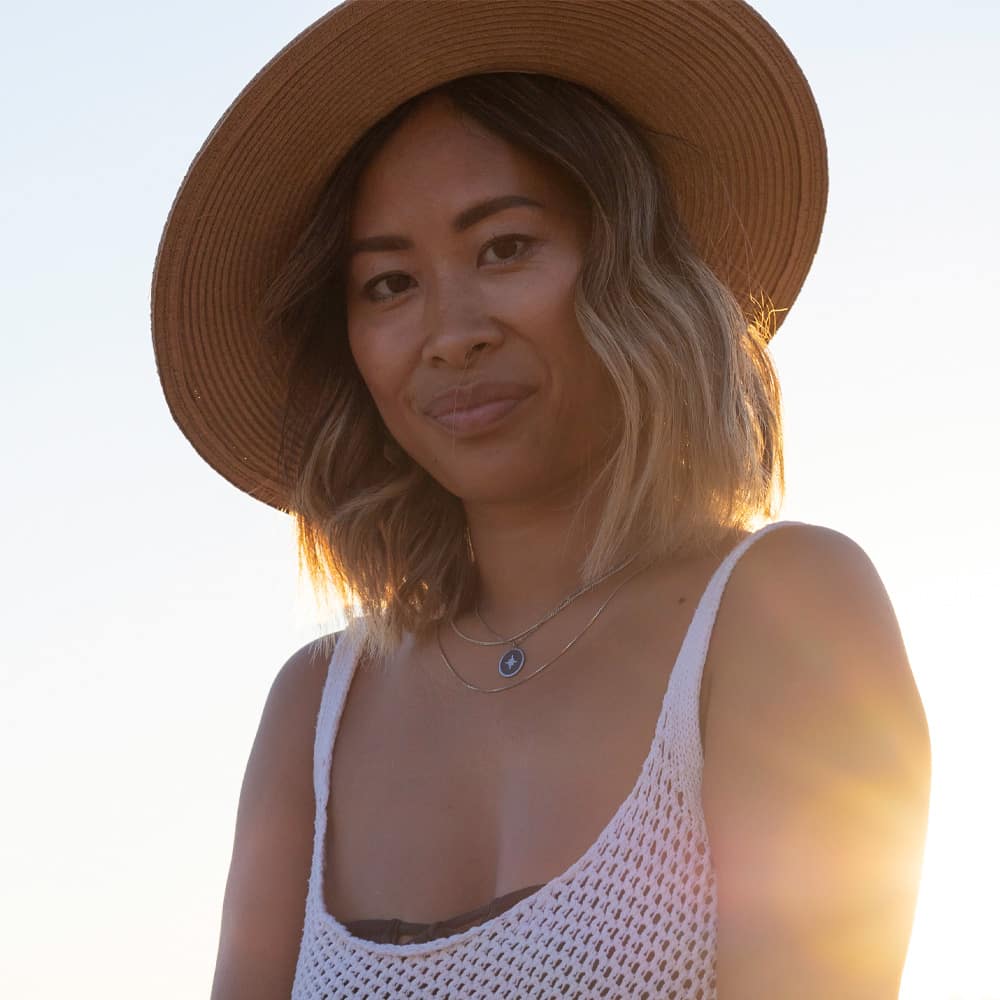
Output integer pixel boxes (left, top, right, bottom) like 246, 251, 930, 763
322, 566, 722, 925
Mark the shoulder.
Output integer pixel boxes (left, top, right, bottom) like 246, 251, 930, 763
701, 521, 931, 995
706, 520, 925, 742
210, 633, 340, 999
716, 521, 908, 666
234, 633, 340, 836
237, 632, 340, 828
732, 520, 887, 608
262, 633, 338, 736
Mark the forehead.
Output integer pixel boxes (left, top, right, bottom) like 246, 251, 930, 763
350, 94, 581, 232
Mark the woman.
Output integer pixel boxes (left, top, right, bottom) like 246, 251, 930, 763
153, 3, 931, 998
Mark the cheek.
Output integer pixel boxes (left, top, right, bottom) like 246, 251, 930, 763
516, 260, 592, 378
349, 319, 402, 402
505, 254, 580, 325
347, 323, 422, 443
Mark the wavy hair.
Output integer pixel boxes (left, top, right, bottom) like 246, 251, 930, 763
261, 73, 785, 658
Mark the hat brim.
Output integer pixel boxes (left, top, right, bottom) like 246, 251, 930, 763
152, 0, 827, 510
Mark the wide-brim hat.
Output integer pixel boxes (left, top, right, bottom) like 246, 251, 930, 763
152, 0, 827, 511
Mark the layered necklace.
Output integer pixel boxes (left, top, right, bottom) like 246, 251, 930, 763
438, 553, 643, 694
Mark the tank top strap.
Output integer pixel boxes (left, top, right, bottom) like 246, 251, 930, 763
657, 520, 809, 793
305, 622, 366, 908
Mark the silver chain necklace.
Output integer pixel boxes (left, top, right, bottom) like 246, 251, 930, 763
436, 564, 645, 693
449, 553, 637, 677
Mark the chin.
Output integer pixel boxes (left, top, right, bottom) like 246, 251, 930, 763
427, 458, 584, 508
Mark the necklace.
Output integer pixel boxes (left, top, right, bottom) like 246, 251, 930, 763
437, 563, 645, 694
449, 553, 637, 677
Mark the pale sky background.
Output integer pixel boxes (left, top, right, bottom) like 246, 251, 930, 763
2, 2, 998, 998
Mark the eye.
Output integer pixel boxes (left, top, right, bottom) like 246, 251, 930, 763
360, 235, 537, 303
480, 234, 536, 266
363, 272, 415, 303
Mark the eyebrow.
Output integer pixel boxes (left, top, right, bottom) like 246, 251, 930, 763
347, 194, 544, 257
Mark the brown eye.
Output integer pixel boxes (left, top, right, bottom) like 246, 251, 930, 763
481, 235, 535, 266
385, 274, 412, 294
491, 238, 521, 260
365, 272, 414, 302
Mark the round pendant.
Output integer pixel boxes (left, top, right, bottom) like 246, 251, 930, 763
498, 646, 526, 678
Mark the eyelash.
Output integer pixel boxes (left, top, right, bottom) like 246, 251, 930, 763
361, 234, 538, 303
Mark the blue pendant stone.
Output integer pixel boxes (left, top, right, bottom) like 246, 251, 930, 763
498, 646, 526, 678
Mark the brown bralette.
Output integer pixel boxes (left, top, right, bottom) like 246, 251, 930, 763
345, 884, 545, 945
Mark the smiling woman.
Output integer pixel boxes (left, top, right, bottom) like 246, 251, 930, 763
151, 3, 930, 999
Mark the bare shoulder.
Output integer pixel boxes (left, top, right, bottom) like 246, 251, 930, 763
728, 520, 893, 611
705, 519, 930, 778
711, 521, 918, 693
209, 633, 338, 1000
702, 522, 931, 998
260, 634, 337, 752
241, 634, 336, 801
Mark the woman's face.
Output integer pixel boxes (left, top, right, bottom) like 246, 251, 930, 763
346, 94, 618, 506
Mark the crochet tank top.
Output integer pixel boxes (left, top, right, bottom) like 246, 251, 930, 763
292, 520, 801, 999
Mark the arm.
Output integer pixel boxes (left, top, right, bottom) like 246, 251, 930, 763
210, 638, 332, 1000
703, 525, 931, 999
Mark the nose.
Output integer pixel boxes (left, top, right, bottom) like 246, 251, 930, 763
420, 275, 503, 368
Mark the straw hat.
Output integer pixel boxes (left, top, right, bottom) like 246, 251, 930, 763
151, 0, 827, 510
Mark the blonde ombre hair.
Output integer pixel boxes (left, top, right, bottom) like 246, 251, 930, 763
263, 73, 784, 658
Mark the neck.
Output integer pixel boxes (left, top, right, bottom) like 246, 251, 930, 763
463, 487, 626, 634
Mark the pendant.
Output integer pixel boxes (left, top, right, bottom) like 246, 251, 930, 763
498, 646, 526, 678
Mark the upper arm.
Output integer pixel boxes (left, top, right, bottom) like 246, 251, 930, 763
210, 637, 333, 1000
702, 525, 931, 1000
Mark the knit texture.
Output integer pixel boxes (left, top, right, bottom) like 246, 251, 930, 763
293, 520, 802, 999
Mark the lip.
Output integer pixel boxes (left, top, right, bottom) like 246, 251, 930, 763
422, 381, 535, 435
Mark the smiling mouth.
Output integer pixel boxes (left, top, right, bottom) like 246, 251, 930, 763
427, 395, 530, 435
422, 382, 535, 436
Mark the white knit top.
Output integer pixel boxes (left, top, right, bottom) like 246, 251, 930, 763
293, 520, 802, 999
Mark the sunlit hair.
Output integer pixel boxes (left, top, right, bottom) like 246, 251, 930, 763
262, 73, 784, 658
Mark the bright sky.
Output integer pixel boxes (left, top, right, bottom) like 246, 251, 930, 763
2, 2, 998, 998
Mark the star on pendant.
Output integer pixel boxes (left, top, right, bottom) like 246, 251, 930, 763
498, 646, 526, 678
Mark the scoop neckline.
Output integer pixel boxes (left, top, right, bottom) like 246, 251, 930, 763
314, 664, 676, 958
310, 618, 706, 958
309, 527, 772, 956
